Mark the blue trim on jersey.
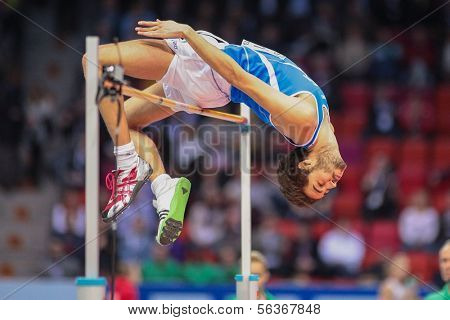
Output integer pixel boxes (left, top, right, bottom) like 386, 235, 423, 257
222, 43, 329, 149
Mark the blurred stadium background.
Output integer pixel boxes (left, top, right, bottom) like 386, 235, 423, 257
0, 0, 449, 299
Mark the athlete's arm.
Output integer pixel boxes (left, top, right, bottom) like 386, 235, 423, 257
135, 20, 316, 132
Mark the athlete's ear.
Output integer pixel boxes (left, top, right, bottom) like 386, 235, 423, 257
298, 159, 314, 170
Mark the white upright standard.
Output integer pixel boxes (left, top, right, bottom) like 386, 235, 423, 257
75, 36, 106, 299
236, 103, 258, 299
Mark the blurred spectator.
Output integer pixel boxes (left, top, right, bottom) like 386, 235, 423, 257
369, 0, 403, 26
286, 0, 311, 19
187, 192, 226, 247
317, 219, 365, 276
259, 0, 278, 17
119, 0, 155, 40
162, 0, 184, 20
227, 250, 275, 300
253, 214, 286, 270
366, 84, 401, 137
110, 263, 139, 300
193, 1, 214, 31
21, 85, 56, 183
369, 27, 403, 81
218, 201, 241, 250
250, 175, 281, 216
48, 188, 85, 277
425, 241, 450, 300
51, 189, 85, 238
312, 1, 338, 44
308, 51, 334, 96
0, 66, 24, 159
96, 0, 120, 42
378, 252, 418, 300
118, 215, 152, 263
217, 245, 239, 282
398, 91, 435, 135
345, 0, 368, 21
117, 183, 155, 263
259, 22, 284, 52
398, 190, 439, 251
250, 251, 276, 300
404, 27, 435, 88
361, 153, 398, 220
335, 23, 369, 79
289, 223, 316, 283
141, 245, 183, 283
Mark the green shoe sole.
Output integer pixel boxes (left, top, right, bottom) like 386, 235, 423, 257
156, 177, 191, 245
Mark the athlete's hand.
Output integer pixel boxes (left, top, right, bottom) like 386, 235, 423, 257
135, 20, 193, 39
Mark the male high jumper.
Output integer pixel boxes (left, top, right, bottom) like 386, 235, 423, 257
82, 19, 347, 246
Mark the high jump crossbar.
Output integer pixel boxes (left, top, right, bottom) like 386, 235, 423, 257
77, 36, 256, 300
120, 83, 248, 125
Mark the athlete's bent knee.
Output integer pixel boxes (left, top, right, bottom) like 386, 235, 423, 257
127, 118, 141, 131
82, 43, 113, 77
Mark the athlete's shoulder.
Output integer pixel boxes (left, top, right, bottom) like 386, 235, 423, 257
293, 92, 319, 122
270, 92, 318, 146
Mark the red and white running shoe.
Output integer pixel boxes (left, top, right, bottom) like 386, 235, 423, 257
101, 156, 151, 222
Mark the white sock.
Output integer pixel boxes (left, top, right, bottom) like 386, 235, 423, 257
114, 141, 138, 170
151, 173, 171, 197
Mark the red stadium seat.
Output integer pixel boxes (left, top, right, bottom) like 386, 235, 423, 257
362, 249, 382, 270
312, 220, 332, 240
6, 234, 23, 251
407, 251, 436, 283
435, 85, 450, 135
0, 263, 15, 277
178, 223, 190, 242
397, 163, 427, 201
340, 82, 372, 111
430, 252, 440, 273
435, 85, 449, 134
435, 102, 450, 135
277, 219, 300, 240
334, 110, 367, 137
350, 218, 368, 238
339, 165, 363, 192
431, 190, 449, 213
362, 246, 396, 270
367, 220, 400, 251
332, 192, 363, 220
435, 85, 450, 113
399, 138, 428, 167
432, 138, 450, 171
338, 137, 364, 165
365, 138, 399, 164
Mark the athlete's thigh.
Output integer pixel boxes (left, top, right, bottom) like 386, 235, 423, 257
125, 82, 176, 129
98, 39, 174, 80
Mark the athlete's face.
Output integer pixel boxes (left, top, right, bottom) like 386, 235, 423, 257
251, 261, 270, 290
439, 245, 450, 282
303, 167, 345, 200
